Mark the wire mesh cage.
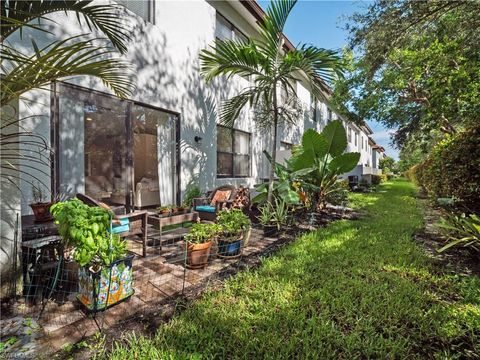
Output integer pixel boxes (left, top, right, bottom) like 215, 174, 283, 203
1, 204, 276, 356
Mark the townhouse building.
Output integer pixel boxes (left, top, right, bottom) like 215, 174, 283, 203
1, 0, 383, 287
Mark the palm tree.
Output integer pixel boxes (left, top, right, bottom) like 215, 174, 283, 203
200, 0, 344, 203
1, 0, 136, 192
1, 0, 135, 106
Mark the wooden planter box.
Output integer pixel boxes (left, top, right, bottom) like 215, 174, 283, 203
77, 253, 134, 312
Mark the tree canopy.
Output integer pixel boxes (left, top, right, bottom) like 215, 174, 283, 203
333, 0, 480, 163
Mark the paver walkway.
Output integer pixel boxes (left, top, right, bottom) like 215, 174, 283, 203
1, 226, 279, 355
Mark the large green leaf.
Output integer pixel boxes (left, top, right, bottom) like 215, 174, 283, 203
328, 152, 361, 173
290, 148, 316, 172
322, 120, 348, 157
302, 128, 327, 156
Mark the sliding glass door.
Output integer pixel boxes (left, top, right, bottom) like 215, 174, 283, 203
56, 83, 177, 210
132, 105, 176, 208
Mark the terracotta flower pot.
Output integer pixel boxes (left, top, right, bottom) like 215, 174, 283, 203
159, 209, 170, 217
186, 240, 213, 269
30, 202, 54, 222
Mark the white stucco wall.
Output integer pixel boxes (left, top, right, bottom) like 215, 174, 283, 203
6, 0, 377, 214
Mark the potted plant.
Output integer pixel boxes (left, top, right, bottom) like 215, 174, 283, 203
258, 198, 289, 237
258, 203, 277, 237
50, 199, 134, 312
271, 198, 289, 232
157, 205, 171, 217
216, 209, 250, 258
29, 183, 55, 222
183, 222, 220, 269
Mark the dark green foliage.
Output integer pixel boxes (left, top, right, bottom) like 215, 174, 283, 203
371, 175, 381, 186
288, 121, 360, 208
182, 180, 202, 208
252, 152, 300, 205
410, 124, 480, 211
325, 179, 349, 206
50, 199, 127, 268
334, 1, 480, 158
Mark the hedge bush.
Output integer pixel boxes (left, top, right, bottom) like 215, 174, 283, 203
372, 174, 388, 185
408, 124, 480, 211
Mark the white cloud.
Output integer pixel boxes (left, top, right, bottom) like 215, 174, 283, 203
372, 129, 395, 141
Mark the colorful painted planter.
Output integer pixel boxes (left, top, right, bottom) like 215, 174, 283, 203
77, 253, 134, 312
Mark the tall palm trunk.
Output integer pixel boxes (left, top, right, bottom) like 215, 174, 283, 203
267, 85, 279, 204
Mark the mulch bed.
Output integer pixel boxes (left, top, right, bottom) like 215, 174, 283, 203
413, 199, 480, 277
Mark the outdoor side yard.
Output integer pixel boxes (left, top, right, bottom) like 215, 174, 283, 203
93, 179, 479, 359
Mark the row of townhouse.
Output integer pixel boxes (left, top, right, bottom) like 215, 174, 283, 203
1, 0, 385, 287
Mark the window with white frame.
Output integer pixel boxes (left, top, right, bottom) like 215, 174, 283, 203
280, 141, 294, 150
327, 108, 333, 122
355, 132, 358, 147
116, 0, 154, 23
347, 127, 352, 143
310, 94, 318, 122
215, 12, 247, 42
217, 125, 251, 178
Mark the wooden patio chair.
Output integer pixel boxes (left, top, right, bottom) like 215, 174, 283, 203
76, 193, 148, 257
193, 185, 237, 221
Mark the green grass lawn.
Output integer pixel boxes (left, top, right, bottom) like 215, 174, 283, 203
105, 179, 479, 359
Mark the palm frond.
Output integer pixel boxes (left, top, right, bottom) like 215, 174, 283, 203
1, 0, 131, 54
1, 37, 135, 106
257, 0, 297, 64
264, 0, 297, 34
219, 88, 263, 128
280, 45, 344, 101
200, 38, 266, 82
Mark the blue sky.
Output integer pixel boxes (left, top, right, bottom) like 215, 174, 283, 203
258, 0, 398, 159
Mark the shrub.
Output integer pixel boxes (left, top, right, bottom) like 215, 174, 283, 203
407, 124, 480, 211
371, 174, 388, 185
371, 175, 381, 185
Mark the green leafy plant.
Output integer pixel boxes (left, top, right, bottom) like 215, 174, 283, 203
257, 203, 274, 226
50, 198, 127, 269
217, 208, 250, 241
182, 180, 202, 208
184, 222, 220, 244
271, 198, 290, 230
288, 121, 360, 209
252, 152, 300, 205
157, 205, 173, 214
437, 212, 480, 253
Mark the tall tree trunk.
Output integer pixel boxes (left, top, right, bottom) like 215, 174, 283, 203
267, 86, 279, 204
